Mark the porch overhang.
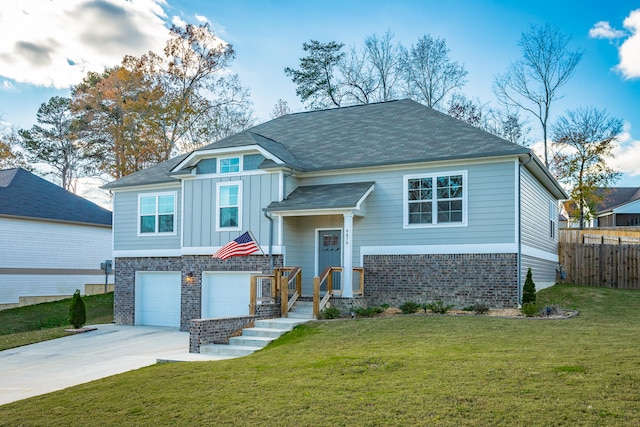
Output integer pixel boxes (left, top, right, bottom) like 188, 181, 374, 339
266, 181, 375, 217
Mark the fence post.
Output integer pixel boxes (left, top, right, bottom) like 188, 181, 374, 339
249, 276, 257, 316
280, 275, 288, 318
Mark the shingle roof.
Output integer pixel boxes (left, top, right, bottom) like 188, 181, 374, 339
267, 182, 375, 212
103, 99, 533, 190
595, 187, 640, 213
0, 168, 112, 226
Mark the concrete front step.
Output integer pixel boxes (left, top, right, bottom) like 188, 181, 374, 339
199, 318, 310, 359
287, 312, 314, 319
200, 344, 263, 357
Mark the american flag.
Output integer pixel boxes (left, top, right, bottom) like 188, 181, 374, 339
212, 231, 260, 260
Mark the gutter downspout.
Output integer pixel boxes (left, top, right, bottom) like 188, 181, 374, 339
518, 153, 533, 306
263, 209, 274, 271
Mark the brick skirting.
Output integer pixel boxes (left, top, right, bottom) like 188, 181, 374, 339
363, 253, 518, 308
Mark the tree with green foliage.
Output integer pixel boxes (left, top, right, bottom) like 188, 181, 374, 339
69, 290, 87, 329
522, 268, 537, 305
18, 96, 84, 192
552, 107, 623, 229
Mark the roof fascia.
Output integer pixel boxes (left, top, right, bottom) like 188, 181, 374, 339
171, 144, 284, 172
106, 182, 181, 193
520, 153, 569, 200
0, 213, 112, 228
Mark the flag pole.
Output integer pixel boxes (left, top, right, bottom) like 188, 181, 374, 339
247, 229, 266, 257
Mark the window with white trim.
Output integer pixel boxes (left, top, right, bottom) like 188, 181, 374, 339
138, 192, 176, 234
549, 200, 557, 239
219, 157, 240, 174
404, 171, 466, 227
216, 182, 242, 230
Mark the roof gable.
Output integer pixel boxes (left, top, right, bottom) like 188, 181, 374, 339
0, 168, 112, 226
596, 187, 640, 213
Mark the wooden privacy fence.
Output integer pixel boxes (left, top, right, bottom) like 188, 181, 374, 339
558, 242, 640, 289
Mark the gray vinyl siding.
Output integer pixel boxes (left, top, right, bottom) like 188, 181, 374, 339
521, 254, 557, 290
295, 159, 517, 247
182, 172, 280, 248
113, 187, 181, 251
520, 167, 558, 254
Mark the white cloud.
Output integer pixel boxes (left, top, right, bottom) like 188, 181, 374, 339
0, 0, 171, 88
618, 9, 640, 79
172, 15, 187, 28
589, 21, 626, 39
1, 80, 13, 90
610, 124, 640, 177
195, 14, 208, 23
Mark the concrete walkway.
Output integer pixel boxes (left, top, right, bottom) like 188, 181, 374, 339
0, 324, 223, 406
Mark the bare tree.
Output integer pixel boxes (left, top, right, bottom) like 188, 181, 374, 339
270, 99, 292, 119
552, 107, 622, 229
364, 30, 401, 102
494, 23, 583, 167
399, 35, 468, 110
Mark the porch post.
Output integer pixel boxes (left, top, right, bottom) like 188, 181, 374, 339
343, 212, 354, 298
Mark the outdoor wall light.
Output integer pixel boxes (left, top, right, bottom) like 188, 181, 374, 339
186, 272, 194, 283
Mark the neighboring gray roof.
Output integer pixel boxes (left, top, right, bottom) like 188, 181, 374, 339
103, 99, 535, 190
267, 181, 375, 212
0, 168, 112, 226
595, 187, 640, 213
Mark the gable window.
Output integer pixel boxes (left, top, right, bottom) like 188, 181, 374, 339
404, 171, 466, 228
216, 181, 242, 230
219, 157, 240, 174
139, 192, 176, 235
196, 158, 217, 174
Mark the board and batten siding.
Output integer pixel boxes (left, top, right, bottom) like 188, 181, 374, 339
294, 159, 517, 249
0, 217, 112, 304
112, 186, 182, 251
182, 173, 280, 249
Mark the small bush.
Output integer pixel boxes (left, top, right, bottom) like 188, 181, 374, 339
522, 268, 537, 304
399, 301, 422, 314
425, 301, 455, 314
69, 289, 86, 329
474, 302, 490, 315
380, 303, 390, 309
320, 306, 341, 319
521, 302, 538, 317
462, 305, 475, 312
353, 306, 384, 317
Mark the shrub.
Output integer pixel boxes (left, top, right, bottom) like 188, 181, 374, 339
353, 306, 384, 317
522, 268, 537, 304
425, 301, 455, 314
69, 289, 86, 329
399, 301, 422, 314
521, 302, 538, 317
462, 305, 475, 312
320, 306, 341, 319
474, 302, 490, 315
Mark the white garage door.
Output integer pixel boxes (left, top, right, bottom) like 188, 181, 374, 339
202, 272, 253, 318
136, 272, 181, 327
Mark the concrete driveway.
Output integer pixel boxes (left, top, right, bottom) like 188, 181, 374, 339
0, 324, 221, 406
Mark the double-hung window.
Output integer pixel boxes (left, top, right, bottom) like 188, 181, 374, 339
404, 171, 467, 227
216, 181, 242, 230
549, 201, 557, 239
138, 192, 176, 235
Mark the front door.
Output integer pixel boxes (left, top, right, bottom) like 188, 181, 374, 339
318, 229, 342, 290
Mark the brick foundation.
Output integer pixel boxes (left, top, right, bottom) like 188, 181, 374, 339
189, 302, 280, 353
363, 253, 518, 309
114, 255, 283, 331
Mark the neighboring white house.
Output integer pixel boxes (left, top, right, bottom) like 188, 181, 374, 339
0, 168, 113, 309
103, 100, 567, 330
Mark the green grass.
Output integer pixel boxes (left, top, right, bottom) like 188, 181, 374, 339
0, 292, 113, 351
1, 285, 640, 426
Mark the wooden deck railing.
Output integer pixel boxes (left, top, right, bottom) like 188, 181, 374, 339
312, 267, 365, 319
274, 267, 302, 317
249, 274, 276, 316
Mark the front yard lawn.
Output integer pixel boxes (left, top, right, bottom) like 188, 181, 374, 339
0, 292, 113, 351
1, 285, 639, 425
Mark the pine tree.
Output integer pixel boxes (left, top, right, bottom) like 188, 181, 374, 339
522, 268, 537, 305
69, 289, 86, 329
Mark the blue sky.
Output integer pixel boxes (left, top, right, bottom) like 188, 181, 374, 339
1, 0, 639, 196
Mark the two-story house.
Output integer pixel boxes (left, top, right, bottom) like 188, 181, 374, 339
103, 99, 567, 330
